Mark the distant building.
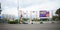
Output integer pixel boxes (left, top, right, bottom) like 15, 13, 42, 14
2, 14, 15, 21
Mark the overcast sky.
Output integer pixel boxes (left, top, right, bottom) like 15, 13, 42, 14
0, 0, 60, 18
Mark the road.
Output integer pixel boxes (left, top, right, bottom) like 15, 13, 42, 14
0, 23, 60, 30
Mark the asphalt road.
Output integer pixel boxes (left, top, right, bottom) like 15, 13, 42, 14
0, 23, 60, 30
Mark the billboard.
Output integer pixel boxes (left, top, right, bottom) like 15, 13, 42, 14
39, 11, 49, 17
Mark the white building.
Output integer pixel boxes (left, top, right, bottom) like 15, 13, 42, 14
2, 14, 15, 21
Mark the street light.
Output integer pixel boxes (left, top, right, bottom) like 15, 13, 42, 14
17, 0, 23, 24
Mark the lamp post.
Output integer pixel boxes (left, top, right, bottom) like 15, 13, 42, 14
17, 0, 19, 24
17, 0, 23, 24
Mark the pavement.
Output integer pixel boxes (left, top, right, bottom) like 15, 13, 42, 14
0, 23, 60, 30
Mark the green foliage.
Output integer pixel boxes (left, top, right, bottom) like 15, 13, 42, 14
52, 16, 60, 21
52, 16, 57, 21
55, 8, 60, 14
8, 21, 18, 24
55, 8, 60, 21
32, 18, 40, 21
8, 19, 18, 24
22, 18, 29, 21
15, 19, 19, 22
32, 18, 49, 21
40, 19, 49, 21
55, 8, 60, 18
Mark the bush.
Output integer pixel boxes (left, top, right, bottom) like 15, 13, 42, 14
40, 22, 43, 24
8, 21, 18, 24
22, 18, 29, 21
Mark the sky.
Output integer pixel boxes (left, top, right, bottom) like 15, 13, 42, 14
0, 0, 60, 18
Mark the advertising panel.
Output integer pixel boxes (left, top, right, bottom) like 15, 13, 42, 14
39, 11, 49, 17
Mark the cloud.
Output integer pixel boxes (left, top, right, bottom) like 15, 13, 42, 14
2, 7, 18, 16
1, 0, 60, 9
20, 0, 60, 8
20, 0, 46, 8
20, 0, 60, 10
5, 0, 18, 8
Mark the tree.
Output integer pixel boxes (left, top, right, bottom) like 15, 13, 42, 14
55, 8, 60, 17
22, 18, 29, 21
52, 16, 59, 21
55, 8, 60, 20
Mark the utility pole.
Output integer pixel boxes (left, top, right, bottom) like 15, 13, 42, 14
52, 10, 53, 21
26, 10, 28, 18
36, 11, 37, 21
29, 11, 32, 24
20, 10, 23, 24
17, 0, 19, 24
17, 0, 23, 24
